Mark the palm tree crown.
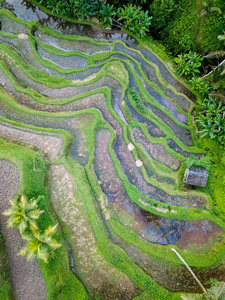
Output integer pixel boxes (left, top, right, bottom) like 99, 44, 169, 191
3, 194, 44, 234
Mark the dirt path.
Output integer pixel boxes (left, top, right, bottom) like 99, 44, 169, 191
0, 159, 47, 300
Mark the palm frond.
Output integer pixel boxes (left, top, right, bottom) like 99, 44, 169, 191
37, 248, 49, 263
18, 246, 28, 256
28, 209, 44, 220
218, 33, 225, 41
2, 208, 14, 216
208, 282, 225, 299
18, 219, 27, 233
44, 224, 58, 236
26, 249, 36, 261
210, 6, 222, 13
20, 194, 28, 207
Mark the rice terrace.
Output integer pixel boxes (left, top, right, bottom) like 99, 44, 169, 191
0, 1, 225, 300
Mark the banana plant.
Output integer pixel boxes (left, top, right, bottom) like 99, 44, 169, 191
118, 4, 152, 37
99, 4, 116, 25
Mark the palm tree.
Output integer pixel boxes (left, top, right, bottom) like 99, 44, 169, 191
18, 224, 61, 263
3, 194, 44, 234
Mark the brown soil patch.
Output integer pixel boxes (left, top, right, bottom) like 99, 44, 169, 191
0, 159, 46, 300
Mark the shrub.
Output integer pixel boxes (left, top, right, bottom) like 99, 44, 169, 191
118, 4, 152, 37
174, 51, 203, 79
98, 3, 116, 25
185, 154, 212, 171
189, 77, 212, 97
149, 0, 177, 31
195, 97, 225, 146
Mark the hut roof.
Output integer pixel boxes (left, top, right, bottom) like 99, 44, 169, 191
183, 167, 208, 187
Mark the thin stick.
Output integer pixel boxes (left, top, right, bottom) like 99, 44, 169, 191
201, 59, 225, 79
172, 248, 210, 299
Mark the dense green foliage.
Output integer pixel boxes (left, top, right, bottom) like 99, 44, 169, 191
129, 88, 145, 113
185, 154, 212, 171
195, 97, 225, 145
117, 4, 152, 37
174, 52, 203, 79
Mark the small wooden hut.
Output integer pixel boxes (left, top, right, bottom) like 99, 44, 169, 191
183, 167, 208, 187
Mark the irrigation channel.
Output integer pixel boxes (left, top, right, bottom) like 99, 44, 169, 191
0, 1, 225, 299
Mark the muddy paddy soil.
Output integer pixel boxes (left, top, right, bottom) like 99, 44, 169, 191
0, 1, 224, 298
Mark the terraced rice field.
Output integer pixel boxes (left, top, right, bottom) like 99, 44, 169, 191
0, 1, 225, 299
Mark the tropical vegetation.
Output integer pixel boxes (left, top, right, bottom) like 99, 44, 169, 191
3, 194, 61, 263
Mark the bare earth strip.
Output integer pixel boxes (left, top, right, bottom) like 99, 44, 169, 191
0, 159, 46, 300
0, 121, 64, 161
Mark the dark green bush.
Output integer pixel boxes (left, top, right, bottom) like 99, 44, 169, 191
118, 4, 152, 37
185, 154, 212, 171
174, 51, 203, 79
195, 97, 225, 146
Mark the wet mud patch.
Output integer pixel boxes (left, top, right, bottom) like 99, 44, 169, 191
37, 44, 87, 69
0, 13, 29, 35
133, 126, 181, 171
35, 29, 112, 55
138, 47, 196, 101
143, 100, 193, 147
0, 1, 138, 47
135, 148, 176, 185
126, 100, 165, 138
167, 139, 204, 158
115, 43, 191, 111
144, 83, 187, 124
0, 35, 42, 68
109, 233, 225, 293
0, 159, 46, 300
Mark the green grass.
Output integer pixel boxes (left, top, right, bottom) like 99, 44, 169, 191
0, 232, 15, 300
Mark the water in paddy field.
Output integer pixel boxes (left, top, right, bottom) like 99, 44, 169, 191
0, 0, 138, 46
0, 0, 225, 294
